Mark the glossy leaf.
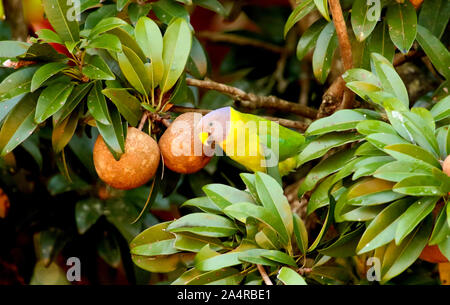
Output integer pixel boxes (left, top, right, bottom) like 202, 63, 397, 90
278, 267, 307, 285
0, 66, 38, 101
297, 132, 364, 167
284, 0, 316, 37
312, 22, 338, 84
0, 94, 38, 156
42, 0, 79, 43
135, 17, 164, 87
296, 19, 327, 61
202, 184, 254, 212
395, 197, 438, 244
82, 55, 115, 80
167, 213, 238, 237
89, 17, 127, 38
418, 0, 450, 39
416, 25, 450, 80
374, 160, 432, 182
75, 198, 103, 234
351, 0, 379, 42
357, 198, 412, 254
52, 106, 79, 153
368, 21, 395, 62
117, 46, 151, 96
314, 0, 330, 21
160, 18, 192, 94
306, 109, 370, 136
87, 34, 122, 52
87, 82, 111, 125
31, 62, 67, 92
384, 144, 440, 168
393, 176, 446, 196
385, 1, 417, 54
102, 88, 142, 127
35, 82, 74, 123
95, 107, 125, 160
430, 95, 450, 122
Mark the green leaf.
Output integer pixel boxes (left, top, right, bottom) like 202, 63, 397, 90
0, 94, 38, 156
284, 0, 316, 37
54, 82, 93, 123
31, 62, 67, 92
366, 133, 409, 150
87, 82, 111, 125
296, 19, 327, 61
395, 196, 438, 244
42, 0, 79, 43
95, 107, 125, 160
299, 146, 356, 196
393, 176, 445, 196
342, 68, 381, 86
51, 106, 79, 153
107, 27, 147, 62
356, 120, 396, 136
37, 29, 63, 44
306, 109, 370, 136
224, 202, 288, 245
128, 3, 152, 25
374, 160, 432, 182
160, 18, 192, 94
352, 156, 394, 180
102, 88, 142, 127
171, 267, 243, 285
430, 204, 450, 245
193, 0, 226, 16
371, 53, 409, 107
89, 17, 127, 38
135, 17, 164, 87
255, 172, 293, 244
202, 184, 254, 212
75, 198, 103, 234
0, 66, 39, 101
384, 143, 440, 168
87, 34, 122, 52
278, 267, 307, 285
131, 239, 179, 256
381, 216, 432, 283
368, 20, 395, 62
418, 0, 450, 39
312, 22, 338, 84
174, 233, 224, 252
187, 37, 209, 79
167, 213, 238, 237
385, 1, 417, 54
351, 0, 379, 41
180, 196, 222, 214
239, 249, 297, 267
318, 225, 365, 257
430, 95, 450, 122
357, 198, 412, 254
35, 81, 74, 123
84, 4, 116, 29
314, 0, 330, 21
297, 132, 364, 167
82, 55, 115, 80
116, 0, 129, 11
0, 41, 30, 58
416, 25, 450, 80
152, 0, 189, 24
117, 46, 151, 96
293, 214, 308, 255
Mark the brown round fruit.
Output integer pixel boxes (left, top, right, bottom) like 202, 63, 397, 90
419, 245, 449, 264
159, 112, 211, 174
93, 127, 160, 190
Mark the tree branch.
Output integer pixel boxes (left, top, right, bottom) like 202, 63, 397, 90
196, 31, 285, 54
185, 78, 318, 119
2, 0, 28, 41
329, 0, 354, 110
257, 264, 273, 285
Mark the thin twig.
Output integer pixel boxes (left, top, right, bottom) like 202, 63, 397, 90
257, 264, 273, 285
196, 31, 285, 54
185, 78, 317, 119
170, 106, 309, 131
138, 111, 149, 131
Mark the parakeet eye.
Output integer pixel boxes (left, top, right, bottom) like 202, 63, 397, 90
209, 122, 213, 126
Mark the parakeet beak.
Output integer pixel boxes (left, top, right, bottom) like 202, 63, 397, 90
199, 132, 209, 144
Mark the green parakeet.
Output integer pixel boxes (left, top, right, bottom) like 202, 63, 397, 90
198, 107, 305, 174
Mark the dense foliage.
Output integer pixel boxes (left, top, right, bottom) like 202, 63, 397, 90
0, 0, 448, 285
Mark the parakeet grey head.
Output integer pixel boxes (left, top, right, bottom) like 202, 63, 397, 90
198, 107, 231, 146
